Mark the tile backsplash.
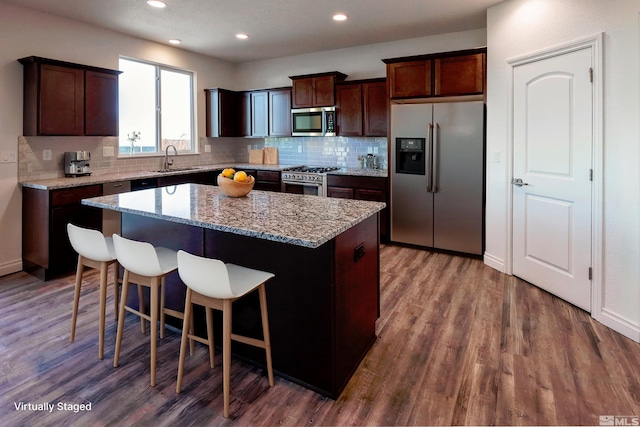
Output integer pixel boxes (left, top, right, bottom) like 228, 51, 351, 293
18, 135, 387, 181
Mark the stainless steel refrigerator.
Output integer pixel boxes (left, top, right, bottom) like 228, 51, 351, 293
390, 101, 485, 255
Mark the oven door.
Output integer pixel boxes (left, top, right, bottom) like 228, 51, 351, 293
282, 180, 324, 196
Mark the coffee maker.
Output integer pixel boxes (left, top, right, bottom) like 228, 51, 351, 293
64, 151, 91, 177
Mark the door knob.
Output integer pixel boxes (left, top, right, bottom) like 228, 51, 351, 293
512, 178, 529, 187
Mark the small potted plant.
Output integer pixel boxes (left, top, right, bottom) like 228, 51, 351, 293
127, 131, 141, 154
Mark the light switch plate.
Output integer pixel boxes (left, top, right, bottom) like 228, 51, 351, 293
103, 146, 114, 157
43, 149, 52, 161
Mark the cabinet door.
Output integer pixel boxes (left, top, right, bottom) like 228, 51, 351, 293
85, 70, 119, 136
327, 187, 354, 199
388, 60, 431, 99
205, 89, 239, 137
251, 91, 269, 137
435, 54, 485, 96
313, 75, 336, 106
269, 89, 292, 136
336, 84, 363, 136
362, 81, 387, 136
39, 64, 84, 135
240, 92, 252, 136
292, 78, 313, 108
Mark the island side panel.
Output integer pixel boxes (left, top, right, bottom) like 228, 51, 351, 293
121, 213, 205, 321
333, 213, 380, 394
204, 229, 337, 397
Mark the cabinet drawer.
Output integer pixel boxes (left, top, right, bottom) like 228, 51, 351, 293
257, 170, 280, 182
51, 184, 102, 207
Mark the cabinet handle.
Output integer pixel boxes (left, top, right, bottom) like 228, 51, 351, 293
112, 184, 123, 188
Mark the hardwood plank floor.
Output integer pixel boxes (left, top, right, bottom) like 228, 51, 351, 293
0, 244, 638, 426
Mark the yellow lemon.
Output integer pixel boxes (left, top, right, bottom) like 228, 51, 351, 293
233, 171, 248, 182
221, 168, 235, 178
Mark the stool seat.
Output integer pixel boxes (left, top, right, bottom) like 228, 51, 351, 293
67, 223, 120, 360
112, 234, 192, 387
175, 250, 275, 418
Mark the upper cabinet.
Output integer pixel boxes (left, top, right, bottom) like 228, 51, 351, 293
289, 72, 347, 108
205, 88, 240, 137
19, 56, 121, 136
336, 78, 387, 137
383, 48, 486, 100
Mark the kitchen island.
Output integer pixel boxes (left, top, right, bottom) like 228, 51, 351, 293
82, 183, 385, 398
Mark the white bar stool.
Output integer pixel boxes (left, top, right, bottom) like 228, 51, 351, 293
112, 234, 192, 387
175, 250, 275, 418
67, 223, 120, 360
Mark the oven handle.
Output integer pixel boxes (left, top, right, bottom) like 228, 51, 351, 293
281, 180, 323, 187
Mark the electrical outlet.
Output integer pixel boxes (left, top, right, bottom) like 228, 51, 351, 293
43, 149, 52, 161
103, 146, 114, 157
204, 144, 211, 153
297, 145, 303, 153
373, 147, 379, 154
493, 151, 501, 163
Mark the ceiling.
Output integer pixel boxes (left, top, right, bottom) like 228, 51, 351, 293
2, 0, 504, 64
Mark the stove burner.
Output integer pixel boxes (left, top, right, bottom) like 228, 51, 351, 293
284, 166, 340, 173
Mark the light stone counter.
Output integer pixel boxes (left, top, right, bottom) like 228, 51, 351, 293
82, 183, 385, 248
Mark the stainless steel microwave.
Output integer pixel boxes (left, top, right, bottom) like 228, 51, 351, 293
291, 107, 336, 136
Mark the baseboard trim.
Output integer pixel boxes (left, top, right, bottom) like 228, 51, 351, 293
483, 252, 505, 273
0, 259, 23, 278
594, 308, 640, 343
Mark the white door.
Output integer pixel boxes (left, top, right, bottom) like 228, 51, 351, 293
512, 47, 593, 311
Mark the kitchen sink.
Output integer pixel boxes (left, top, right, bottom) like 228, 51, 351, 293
154, 167, 199, 173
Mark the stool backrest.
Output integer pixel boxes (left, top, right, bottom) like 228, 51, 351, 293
112, 234, 164, 277
177, 250, 236, 299
67, 223, 114, 262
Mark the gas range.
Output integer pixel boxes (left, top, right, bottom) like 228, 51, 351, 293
281, 166, 341, 196
281, 166, 340, 182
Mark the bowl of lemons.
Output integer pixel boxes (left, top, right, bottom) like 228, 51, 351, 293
217, 168, 255, 197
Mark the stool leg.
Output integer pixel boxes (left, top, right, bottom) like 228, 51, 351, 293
189, 311, 196, 356
114, 269, 130, 368
160, 276, 166, 339
138, 284, 146, 334
222, 299, 232, 418
205, 306, 215, 368
98, 261, 109, 360
70, 256, 84, 343
258, 284, 274, 387
176, 288, 193, 394
150, 278, 159, 387
113, 261, 120, 321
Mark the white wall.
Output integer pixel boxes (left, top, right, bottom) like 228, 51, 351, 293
235, 29, 486, 89
486, 0, 640, 341
0, 3, 236, 275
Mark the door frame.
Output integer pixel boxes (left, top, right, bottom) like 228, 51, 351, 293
506, 33, 603, 315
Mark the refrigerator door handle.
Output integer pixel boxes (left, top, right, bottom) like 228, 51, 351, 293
433, 123, 440, 193
427, 123, 434, 192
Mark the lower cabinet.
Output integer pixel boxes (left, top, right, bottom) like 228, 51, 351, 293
23, 185, 103, 281
327, 174, 389, 241
243, 169, 282, 192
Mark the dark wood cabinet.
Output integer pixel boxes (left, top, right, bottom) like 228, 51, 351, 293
388, 60, 432, 99
383, 48, 486, 100
362, 81, 388, 136
205, 88, 240, 137
326, 174, 389, 241
23, 185, 103, 281
240, 92, 252, 137
435, 53, 485, 96
336, 78, 387, 137
336, 84, 363, 136
19, 56, 121, 136
290, 72, 347, 108
241, 169, 281, 192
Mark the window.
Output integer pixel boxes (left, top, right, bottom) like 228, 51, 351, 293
118, 57, 195, 155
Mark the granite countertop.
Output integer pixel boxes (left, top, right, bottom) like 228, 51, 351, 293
82, 184, 385, 248
20, 163, 387, 190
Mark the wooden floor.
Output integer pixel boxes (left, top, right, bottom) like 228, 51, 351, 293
1, 244, 638, 426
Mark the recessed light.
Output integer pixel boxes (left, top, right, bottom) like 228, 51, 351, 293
236, 33, 249, 40
169, 39, 181, 45
333, 13, 347, 21
147, 1, 166, 8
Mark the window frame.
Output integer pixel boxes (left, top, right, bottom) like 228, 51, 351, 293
118, 56, 197, 157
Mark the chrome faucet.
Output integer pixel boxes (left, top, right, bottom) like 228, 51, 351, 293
164, 144, 178, 170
